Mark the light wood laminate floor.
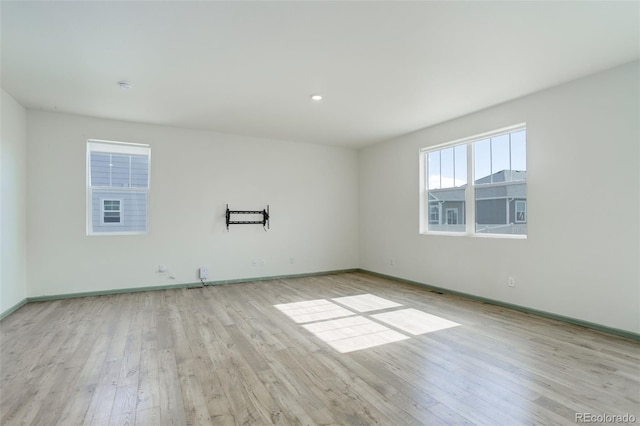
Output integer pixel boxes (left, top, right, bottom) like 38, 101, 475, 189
1, 272, 638, 425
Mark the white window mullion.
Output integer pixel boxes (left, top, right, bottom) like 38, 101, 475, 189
452, 148, 455, 185
438, 152, 442, 189
466, 141, 475, 235
508, 132, 512, 175
489, 138, 493, 183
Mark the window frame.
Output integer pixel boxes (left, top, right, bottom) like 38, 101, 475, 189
86, 139, 151, 236
419, 123, 527, 239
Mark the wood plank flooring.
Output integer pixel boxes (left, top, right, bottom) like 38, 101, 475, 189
1, 272, 638, 425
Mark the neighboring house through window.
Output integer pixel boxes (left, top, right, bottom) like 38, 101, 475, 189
87, 140, 150, 235
424, 144, 467, 233
421, 125, 527, 236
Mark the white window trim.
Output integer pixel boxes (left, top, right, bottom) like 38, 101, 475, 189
419, 123, 527, 239
88, 139, 150, 156
87, 140, 150, 236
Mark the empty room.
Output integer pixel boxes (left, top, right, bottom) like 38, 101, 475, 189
1, 1, 638, 425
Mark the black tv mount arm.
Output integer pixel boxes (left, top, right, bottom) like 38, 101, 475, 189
225, 204, 270, 231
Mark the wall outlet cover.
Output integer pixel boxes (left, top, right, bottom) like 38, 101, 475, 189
199, 267, 208, 279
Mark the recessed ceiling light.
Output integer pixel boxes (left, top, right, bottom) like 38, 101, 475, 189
118, 80, 132, 89
310, 94, 323, 101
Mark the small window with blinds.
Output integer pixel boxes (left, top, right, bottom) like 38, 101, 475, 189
87, 140, 150, 235
101, 199, 122, 224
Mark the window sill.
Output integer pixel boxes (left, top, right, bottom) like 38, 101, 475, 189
87, 232, 148, 237
420, 231, 527, 240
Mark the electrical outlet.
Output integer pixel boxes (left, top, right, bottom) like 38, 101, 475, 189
390, 258, 395, 266
508, 277, 515, 287
199, 267, 208, 280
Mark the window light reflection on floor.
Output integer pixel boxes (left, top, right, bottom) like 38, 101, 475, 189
275, 294, 461, 353
332, 294, 402, 312
274, 299, 355, 323
302, 316, 409, 353
372, 308, 460, 335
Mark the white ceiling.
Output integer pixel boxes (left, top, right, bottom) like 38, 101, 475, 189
2, 1, 638, 148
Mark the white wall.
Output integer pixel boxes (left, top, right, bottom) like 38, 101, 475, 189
359, 61, 640, 334
27, 111, 359, 296
1, 90, 28, 314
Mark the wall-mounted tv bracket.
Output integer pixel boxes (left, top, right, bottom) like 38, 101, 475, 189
226, 204, 270, 231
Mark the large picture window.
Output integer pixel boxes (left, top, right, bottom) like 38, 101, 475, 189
421, 125, 526, 236
87, 140, 150, 235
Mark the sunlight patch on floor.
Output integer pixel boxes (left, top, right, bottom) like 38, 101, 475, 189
332, 294, 402, 312
274, 299, 354, 323
275, 294, 460, 353
302, 316, 409, 353
372, 308, 460, 335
